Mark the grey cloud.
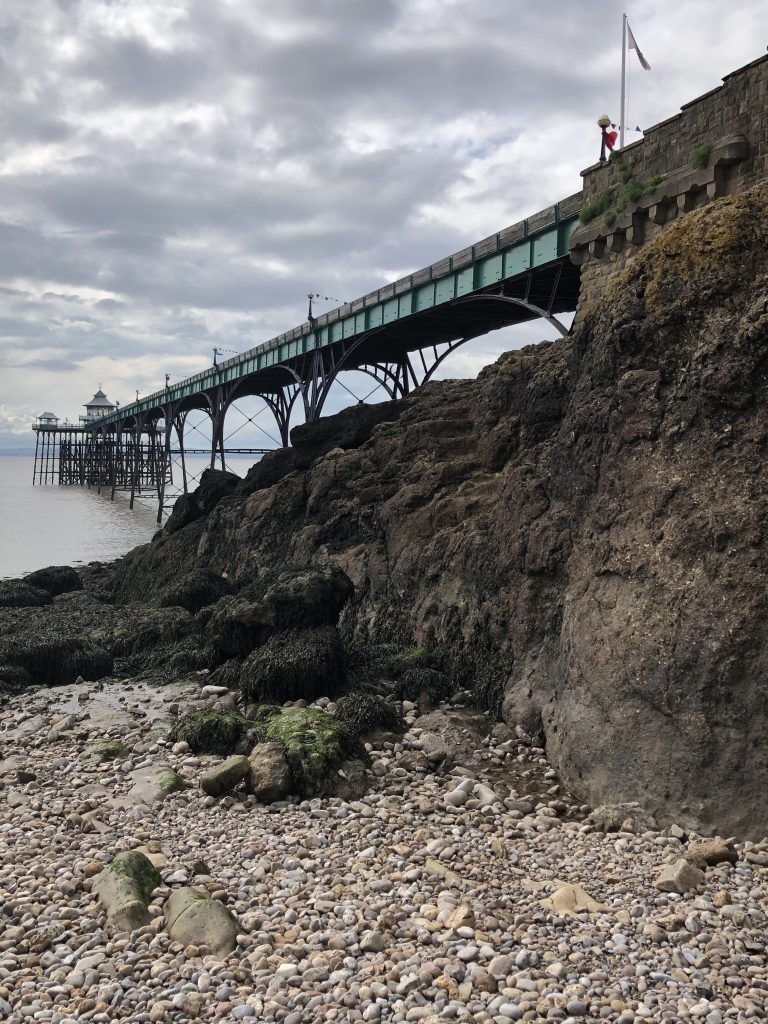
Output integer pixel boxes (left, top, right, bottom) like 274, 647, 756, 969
79, 35, 207, 106
24, 356, 80, 371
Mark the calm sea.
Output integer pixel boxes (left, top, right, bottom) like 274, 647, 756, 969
0, 454, 248, 580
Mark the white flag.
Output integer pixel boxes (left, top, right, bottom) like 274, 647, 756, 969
627, 21, 651, 71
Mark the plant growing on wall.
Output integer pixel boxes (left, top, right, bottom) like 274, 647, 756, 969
691, 144, 711, 170
579, 151, 665, 228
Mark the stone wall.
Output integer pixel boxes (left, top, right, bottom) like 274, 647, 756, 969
571, 54, 768, 316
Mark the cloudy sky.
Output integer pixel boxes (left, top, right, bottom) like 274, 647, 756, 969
0, 0, 764, 451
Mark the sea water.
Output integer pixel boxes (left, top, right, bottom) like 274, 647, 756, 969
0, 454, 248, 579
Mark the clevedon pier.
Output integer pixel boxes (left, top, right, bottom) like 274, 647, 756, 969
33, 194, 582, 521
31, 54, 768, 522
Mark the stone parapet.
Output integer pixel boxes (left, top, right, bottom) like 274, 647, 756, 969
570, 53, 768, 318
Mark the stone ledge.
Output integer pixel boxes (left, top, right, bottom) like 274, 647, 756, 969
570, 135, 750, 266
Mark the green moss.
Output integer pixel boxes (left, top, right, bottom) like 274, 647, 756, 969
334, 692, 404, 736
691, 144, 711, 170
583, 153, 664, 230
168, 710, 256, 755
106, 851, 161, 901
158, 771, 186, 794
87, 739, 128, 761
264, 707, 367, 797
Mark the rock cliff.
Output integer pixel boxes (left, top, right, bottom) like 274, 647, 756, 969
13, 187, 768, 839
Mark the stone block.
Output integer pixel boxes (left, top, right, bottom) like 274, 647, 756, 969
654, 858, 706, 894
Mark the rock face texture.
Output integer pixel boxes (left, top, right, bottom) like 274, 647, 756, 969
109, 188, 768, 838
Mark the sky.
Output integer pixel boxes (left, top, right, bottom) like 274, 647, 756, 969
0, 0, 765, 452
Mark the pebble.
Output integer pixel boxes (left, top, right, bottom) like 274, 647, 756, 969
0, 681, 764, 1024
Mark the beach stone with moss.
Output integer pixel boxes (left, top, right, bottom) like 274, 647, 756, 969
264, 706, 367, 798
239, 625, 344, 703
200, 755, 251, 796
86, 739, 128, 763
127, 767, 186, 805
93, 850, 161, 933
164, 887, 239, 956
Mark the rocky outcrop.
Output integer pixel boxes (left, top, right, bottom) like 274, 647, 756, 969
120, 187, 768, 839
5, 189, 767, 839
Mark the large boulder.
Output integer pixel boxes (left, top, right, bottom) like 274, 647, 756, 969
247, 742, 292, 803
168, 711, 253, 756
93, 851, 161, 933
11, 637, 112, 686
164, 887, 238, 956
263, 706, 367, 798
205, 567, 353, 659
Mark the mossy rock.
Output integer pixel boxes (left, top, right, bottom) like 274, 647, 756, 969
264, 707, 367, 798
87, 739, 129, 762
0, 582, 52, 608
334, 692, 404, 737
168, 710, 259, 756
24, 565, 82, 597
239, 626, 344, 704
102, 849, 162, 900
158, 770, 186, 794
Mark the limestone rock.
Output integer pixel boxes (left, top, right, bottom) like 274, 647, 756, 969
654, 858, 706, 893
247, 742, 292, 803
164, 887, 238, 956
540, 882, 604, 918
200, 755, 251, 797
685, 837, 738, 866
93, 851, 161, 933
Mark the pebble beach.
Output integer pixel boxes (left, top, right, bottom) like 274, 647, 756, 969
1, 678, 766, 1024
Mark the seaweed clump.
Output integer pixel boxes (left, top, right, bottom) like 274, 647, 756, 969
386, 648, 452, 705
239, 626, 344, 703
334, 692, 404, 737
168, 710, 259, 756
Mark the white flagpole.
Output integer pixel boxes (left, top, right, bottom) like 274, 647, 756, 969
620, 13, 627, 149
